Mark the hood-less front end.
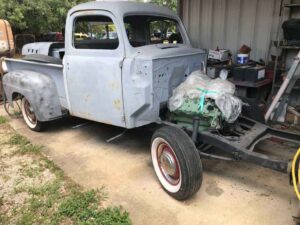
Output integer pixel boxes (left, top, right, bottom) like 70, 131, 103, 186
122, 45, 207, 128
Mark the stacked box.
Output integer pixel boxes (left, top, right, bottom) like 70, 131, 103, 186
244, 66, 265, 82
233, 66, 251, 81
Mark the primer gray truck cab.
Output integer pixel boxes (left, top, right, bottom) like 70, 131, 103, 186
3, 1, 206, 129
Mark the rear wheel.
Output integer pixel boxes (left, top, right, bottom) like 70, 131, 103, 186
151, 126, 203, 200
21, 97, 45, 132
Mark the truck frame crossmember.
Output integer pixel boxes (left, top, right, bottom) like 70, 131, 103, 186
186, 116, 300, 173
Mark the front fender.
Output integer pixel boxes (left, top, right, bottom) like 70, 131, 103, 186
3, 70, 63, 121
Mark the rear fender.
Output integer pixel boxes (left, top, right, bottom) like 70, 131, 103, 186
3, 70, 63, 121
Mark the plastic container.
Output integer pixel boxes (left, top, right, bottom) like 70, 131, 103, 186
237, 54, 249, 64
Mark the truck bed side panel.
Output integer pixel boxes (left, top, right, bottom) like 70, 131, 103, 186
5, 58, 67, 108
3, 70, 63, 121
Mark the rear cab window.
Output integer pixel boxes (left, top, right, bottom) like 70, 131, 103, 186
124, 15, 183, 48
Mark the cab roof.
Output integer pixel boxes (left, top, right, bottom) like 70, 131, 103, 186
68, 1, 177, 19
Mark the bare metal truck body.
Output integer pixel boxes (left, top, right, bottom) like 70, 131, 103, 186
3, 2, 206, 128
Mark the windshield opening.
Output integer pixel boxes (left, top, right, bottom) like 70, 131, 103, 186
124, 15, 183, 48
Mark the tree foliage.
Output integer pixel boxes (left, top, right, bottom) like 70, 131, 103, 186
0, 0, 88, 35
136, 0, 177, 11
150, 0, 177, 11
0, 0, 177, 36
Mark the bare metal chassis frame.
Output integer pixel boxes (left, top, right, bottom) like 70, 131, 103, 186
166, 116, 300, 174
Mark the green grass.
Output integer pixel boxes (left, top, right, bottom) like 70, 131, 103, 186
0, 115, 8, 124
15, 144, 42, 155
7, 133, 29, 146
0, 196, 4, 206
7, 133, 42, 155
58, 190, 130, 225
14, 185, 27, 194
13, 182, 130, 225
2, 131, 131, 225
0, 214, 9, 225
20, 166, 42, 178
28, 180, 61, 196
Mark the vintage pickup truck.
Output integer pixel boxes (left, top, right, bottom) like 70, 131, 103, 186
2, 1, 300, 200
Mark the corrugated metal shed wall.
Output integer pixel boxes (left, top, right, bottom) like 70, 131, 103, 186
181, 0, 282, 61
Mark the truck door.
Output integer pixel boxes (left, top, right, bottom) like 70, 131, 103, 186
64, 11, 125, 127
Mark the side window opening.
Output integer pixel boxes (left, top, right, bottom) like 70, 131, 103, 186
73, 15, 119, 50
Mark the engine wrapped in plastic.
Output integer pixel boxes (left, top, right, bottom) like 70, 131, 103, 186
168, 70, 242, 128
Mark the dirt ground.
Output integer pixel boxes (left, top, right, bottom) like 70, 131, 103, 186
0, 106, 298, 225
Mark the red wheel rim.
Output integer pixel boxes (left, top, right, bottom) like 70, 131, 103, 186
24, 99, 37, 125
156, 142, 180, 185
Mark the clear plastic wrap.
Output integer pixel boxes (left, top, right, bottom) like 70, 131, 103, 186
168, 70, 242, 123
215, 94, 242, 123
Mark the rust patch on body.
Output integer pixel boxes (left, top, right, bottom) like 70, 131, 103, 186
113, 99, 122, 111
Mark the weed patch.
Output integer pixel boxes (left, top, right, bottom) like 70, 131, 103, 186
7, 133, 29, 146
14, 144, 42, 155
7, 133, 42, 155
20, 166, 42, 178
0, 115, 7, 124
58, 190, 130, 225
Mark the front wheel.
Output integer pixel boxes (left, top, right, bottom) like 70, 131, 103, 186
21, 97, 45, 132
151, 126, 203, 200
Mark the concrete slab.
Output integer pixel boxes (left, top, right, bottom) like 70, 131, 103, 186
0, 107, 298, 225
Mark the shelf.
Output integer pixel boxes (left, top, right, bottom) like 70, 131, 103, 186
273, 41, 300, 49
229, 78, 272, 88
280, 45, 300, 50
284, 3, 300, 8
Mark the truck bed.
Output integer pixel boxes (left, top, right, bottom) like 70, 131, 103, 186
4, 58, 67, 109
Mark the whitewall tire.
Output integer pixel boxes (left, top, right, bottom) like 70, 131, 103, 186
151, 126, 203, 200
21, 97, 44, 132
